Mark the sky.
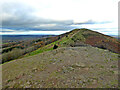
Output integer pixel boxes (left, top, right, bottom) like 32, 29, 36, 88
0, 0, 119, 35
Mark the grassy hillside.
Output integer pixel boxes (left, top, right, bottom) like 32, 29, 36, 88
2, 28, 120, 64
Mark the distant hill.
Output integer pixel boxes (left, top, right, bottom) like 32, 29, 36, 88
2, 28, 119, 88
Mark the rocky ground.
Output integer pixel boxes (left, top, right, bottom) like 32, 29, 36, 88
2, 46, 119, 88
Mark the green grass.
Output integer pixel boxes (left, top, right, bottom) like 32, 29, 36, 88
71, 31, 85, 42
111, 65, 117, 68
25, 29, 84, 57
24, 32, 74, 57
28, 47, 53, 56
25, 40, 63, 57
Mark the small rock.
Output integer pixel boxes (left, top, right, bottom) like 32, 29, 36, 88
92, 80, 97, 84
68, 67, 74, 71
32, 67, 38, 72
27, 81, 30, 85
84, 67, 89, 70
75, 63, 86, 68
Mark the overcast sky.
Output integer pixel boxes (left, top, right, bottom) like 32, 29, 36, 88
0, 0, 119, 35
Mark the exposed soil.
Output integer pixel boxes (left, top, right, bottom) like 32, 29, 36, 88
2, 46, 119, 88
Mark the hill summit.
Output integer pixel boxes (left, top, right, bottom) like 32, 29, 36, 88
54, 28, 120, 54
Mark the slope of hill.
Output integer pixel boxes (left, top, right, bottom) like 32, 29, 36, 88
2, 47, 118, 88
2, 28, 119, 88
26, 28, 120, 57
61, 28, 120, 54
2, 28, 120, 64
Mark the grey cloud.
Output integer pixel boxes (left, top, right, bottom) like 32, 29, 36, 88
2, 2, 74, 31
74, 20, 111, 25
1, 2, 111, 33
1, 31, 14, 32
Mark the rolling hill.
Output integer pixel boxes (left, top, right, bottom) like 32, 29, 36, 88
2, 28, 120, 88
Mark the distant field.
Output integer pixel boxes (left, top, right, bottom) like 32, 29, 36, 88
2, 35, 56, 43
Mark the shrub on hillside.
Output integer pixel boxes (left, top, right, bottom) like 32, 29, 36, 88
2, 45, 43, 63
53, 44, 58, 49
2, 48, 23, 63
